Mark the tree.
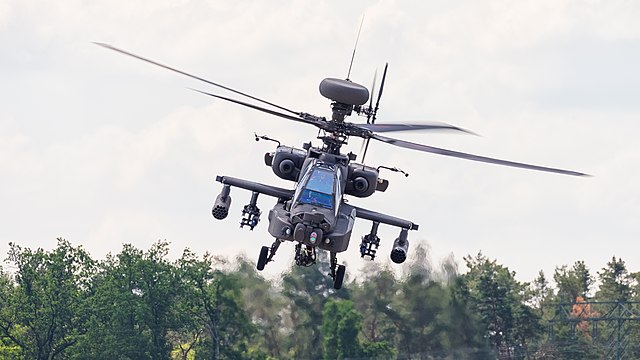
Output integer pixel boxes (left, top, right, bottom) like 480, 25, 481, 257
463, 252, 542, 359
177, 249, 256, 360
77, 244, 157, 359
529, 270, 553, 317
0, 239, 95, 360
379, 243, 452, 356
550, 333, 604, 359
568, 296, 600, 340
553, 261, 594, 303
321, 299, 362, 359
280, 251, 346, 359
391, 270, 450, 356
137, 242, 182, 359
352, 262, 398, 348
596, 256, 633, 302
0, 268, 21, 359
233, 255, 285, 358
73, 242, 187, 360
446, 276, 489, 356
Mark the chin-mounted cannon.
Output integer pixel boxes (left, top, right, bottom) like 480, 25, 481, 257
390, 228, 409, 264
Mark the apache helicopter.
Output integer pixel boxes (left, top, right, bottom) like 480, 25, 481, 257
96, 42, 587, 289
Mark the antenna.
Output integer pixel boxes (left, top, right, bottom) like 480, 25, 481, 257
346, 14, 365, 80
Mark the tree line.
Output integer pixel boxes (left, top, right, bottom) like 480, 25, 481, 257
1, 238, 640, 359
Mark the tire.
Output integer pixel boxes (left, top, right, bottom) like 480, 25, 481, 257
257, 246, 269, 271
333, 264, 346, 289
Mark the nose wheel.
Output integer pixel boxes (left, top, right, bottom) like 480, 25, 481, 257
333, 264, 345, 289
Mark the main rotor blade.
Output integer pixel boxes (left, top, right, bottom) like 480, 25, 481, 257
371, 133, 589, 177
190, 88, 326, 129
371, 62, 388, 124
361, 69, 378, 162
94, 42, 300, 116
358, 122, 476, 134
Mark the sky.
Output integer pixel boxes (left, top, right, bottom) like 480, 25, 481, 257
1, 0, 639, 285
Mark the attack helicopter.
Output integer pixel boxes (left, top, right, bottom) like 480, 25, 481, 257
96, 42, 588, 289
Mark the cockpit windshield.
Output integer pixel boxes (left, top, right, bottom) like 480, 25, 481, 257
297, 166, 336, 209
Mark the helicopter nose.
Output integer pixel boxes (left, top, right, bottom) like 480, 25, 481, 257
302, 211, 325, 224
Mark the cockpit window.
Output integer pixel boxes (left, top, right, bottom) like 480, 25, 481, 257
305, 168, 334, 194
298, 189, 333, 208
297, 167, 335, 209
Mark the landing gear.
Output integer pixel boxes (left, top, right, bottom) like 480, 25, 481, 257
257, 246, 269, 271
256, 238, 282, 271
259, 241, 346, 289
334, 265, 345, 289
329, 252, 345, 289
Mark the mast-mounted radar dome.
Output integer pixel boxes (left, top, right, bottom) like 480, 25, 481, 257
319, 78, 369, 106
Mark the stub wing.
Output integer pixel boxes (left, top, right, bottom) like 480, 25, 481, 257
216, 176, 293, 200
352, 205, 418, 231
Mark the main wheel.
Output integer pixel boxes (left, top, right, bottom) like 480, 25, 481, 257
333, 264, 346, 289
257, 246, 269, 271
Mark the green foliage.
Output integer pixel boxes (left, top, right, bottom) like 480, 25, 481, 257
177, 249, 256, 360
2, 239, 640, 359
233, 256, 284, 359
321, 299, 362, 359
279, 251, 346, 360
73, 241, 182, 360
360, 340, 395, 359
462, 252, 543, 357
547, 328, 605, 359
0, 239, 95, 360
597, 256, 633, 301
529, 271, 553, 314
0, 323, 23, 360
553, 261, 594, 303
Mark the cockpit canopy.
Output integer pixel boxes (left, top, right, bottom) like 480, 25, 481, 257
294, 161, 342, 210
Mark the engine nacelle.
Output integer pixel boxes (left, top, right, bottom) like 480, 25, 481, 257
212, 186, 231, 220
270, 146, 307, 181
390, 229, 409, 264
345, 164, 379, 197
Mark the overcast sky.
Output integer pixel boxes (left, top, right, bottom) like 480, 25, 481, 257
2, 0, 639, 284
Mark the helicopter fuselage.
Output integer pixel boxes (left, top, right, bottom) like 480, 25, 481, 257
213, 139, 418, 280
267, 150, 355, 253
